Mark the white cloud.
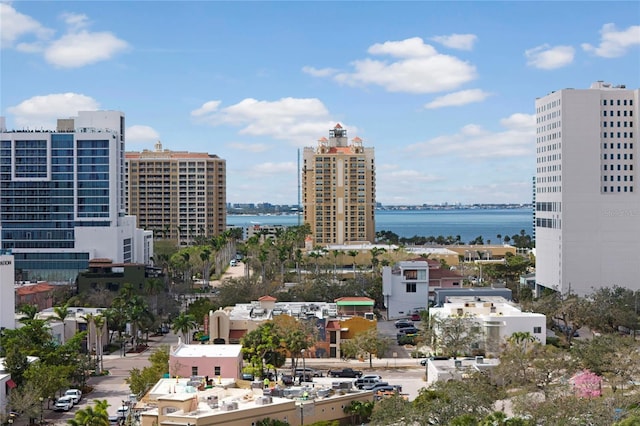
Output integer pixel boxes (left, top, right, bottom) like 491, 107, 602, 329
191, 97, 350, 146
405, 113, 535, 159
0, 3, 54, 48
1, 4, 128, 67
302, 66, 338, 77
525, 44, 575, 69
126, 125, 160, 143
191, 101, 221, 117
582, 23, 640, 58
227, 142, 269, 153
7, 93, 100, 129
430, 34, 477, 51
310, 37, 476, 94
45, 30, 129, 68
424, 89, 491, 109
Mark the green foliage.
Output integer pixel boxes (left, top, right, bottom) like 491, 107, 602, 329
344, 400, 374, 424
370, 394, 412, 425
126, 346, 169, 397
411, 377, 498, 425
67, 399, 110, 426
186, 298, 217, 325
241, 322, 284, 377
3, 344, 29, 386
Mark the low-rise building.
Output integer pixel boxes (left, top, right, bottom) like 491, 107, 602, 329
139, 377, 373, 426
169, 344, 243, 380
207, 296, 376, 359
430, 296, 546, 355
425, 356, 500, 386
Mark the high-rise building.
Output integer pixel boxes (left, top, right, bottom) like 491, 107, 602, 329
0, 111, 153, 282
535, 82, 640, 296
125, 142, 226, 246
302, 124, 375, 245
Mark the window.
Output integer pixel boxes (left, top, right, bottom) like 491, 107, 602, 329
406, 283, 417, 293
214, 366, 221, 376
533, 326, 542, 334
192, 366, 198, 376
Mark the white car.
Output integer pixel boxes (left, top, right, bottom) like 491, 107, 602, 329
54, 396, 74, 411
65, 388, 82, 404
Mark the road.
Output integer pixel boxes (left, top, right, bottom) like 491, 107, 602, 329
44, 332, 179, 425
40, 303, 427, 424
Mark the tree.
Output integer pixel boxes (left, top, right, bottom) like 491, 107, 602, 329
52, 303, 71, 343
171, 313, 198, 344
343, 328, 390, 368
67, 400, 110, 426
411, 376, 499, 425
344, 400, 374, 425
370, 394, 412, 425
429, 313, 483, 357
240, 322, 284, 378
127, 346, 170, 398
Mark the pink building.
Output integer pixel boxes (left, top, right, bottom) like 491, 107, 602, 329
169, 343, 243, 380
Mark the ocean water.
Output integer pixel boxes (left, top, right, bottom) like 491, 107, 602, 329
228, 208, 534, 244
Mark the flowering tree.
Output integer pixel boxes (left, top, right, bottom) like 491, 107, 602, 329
571, 369, 602, 398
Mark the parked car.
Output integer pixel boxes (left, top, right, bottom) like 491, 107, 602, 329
116, 406, 130, 420
229, 259, 238, 267
54, 396, 74, 412
355, 375, 383, 389
295, 367, 322, 377
328, 368, 363, 378
241, 372, 255, 381
65, 388, 82, 404
363, 381, 390, 391
281, 374, 294, 386
394, 319, 414, 328
397, 326, 419, 335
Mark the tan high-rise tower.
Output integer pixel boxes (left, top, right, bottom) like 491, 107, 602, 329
302, 124, 376, 245
125, 142, 226, 246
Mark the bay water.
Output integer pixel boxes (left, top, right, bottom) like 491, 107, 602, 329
228, 208, 533, 245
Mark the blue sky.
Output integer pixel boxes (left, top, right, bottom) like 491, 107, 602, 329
1, 1, 639, 206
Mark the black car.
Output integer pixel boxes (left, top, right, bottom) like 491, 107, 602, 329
397, 326, 419, 335
281, 374, 294, 386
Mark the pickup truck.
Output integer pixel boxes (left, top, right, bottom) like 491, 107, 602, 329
328, 368, 363, 378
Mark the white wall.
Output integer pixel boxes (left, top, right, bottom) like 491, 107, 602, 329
0, 255, 15, 330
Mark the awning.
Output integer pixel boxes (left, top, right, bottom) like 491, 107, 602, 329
6, 379, 17, 389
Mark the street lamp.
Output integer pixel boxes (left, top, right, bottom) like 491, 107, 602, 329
39, 396, 44, 424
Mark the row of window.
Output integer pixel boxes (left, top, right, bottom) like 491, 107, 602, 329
603, 120, 634, 128
603, 175, 633, 182
603, 153, 634, 160
602, 99, 634, 106
603, 132, 634, 139
603, 186, 634, 193
603, 110, 634, 117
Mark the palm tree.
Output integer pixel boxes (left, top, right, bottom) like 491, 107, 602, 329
18, 304, 38, 321
144, 278, 165, 316
199, 248, 212, 286
93, 315, 106, 374
67, 399, 110, 426
172, 312, 198, 344
52, 303, 71, 343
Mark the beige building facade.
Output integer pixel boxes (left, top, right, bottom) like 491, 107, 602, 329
125, 142, 226, 246
302, 124, 376, 245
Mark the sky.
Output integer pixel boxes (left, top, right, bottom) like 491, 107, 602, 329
1, 1, 639, 206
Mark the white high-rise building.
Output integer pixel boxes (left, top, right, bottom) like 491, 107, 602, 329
535, 82, 640, 296
0, 251, 15, 330
0, 111, 153, 282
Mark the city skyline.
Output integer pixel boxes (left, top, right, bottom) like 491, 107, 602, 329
1, 2, 639, 205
